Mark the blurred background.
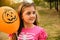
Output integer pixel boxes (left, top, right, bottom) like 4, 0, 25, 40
0, 0, 60, 40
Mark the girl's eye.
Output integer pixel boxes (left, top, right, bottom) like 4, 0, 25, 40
33, 11, 35, 14
27, 12, 31, 15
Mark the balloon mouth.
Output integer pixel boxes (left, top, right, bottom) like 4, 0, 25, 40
2, 8, 17, 24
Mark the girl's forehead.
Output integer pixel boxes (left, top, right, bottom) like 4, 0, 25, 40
22, 6, 35, 12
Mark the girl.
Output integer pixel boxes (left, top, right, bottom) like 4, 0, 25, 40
9, 0, 47, 40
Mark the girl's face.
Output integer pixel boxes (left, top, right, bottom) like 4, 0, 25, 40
22, 6, 36, 24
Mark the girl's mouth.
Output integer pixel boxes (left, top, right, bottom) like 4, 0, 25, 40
29, 18, 35, 21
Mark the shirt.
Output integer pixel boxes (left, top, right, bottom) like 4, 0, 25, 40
17, 25, 47, 40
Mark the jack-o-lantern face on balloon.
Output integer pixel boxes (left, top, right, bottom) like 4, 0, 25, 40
2, 9, 17, 24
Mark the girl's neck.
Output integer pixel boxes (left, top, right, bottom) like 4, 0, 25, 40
24, 22, 34, 28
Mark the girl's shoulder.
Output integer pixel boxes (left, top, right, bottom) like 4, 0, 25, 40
35, 25, 45, 31
35, 25, 48, 38
35, 25, 47, 34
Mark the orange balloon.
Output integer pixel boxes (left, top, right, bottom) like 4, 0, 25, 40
0, 6, 20, 34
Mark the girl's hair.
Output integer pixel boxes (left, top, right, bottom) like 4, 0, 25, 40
12, 2, 38, 40
17, 2, 37, 36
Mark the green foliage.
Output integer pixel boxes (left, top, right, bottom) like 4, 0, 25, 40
0, 0, 20, 10
33, 0, 40, 6
33, 0, 49, 8
0, 0, 11, 6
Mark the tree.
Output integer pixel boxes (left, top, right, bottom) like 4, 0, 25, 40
44, 0, 59, 11
55, 0, 58, 11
